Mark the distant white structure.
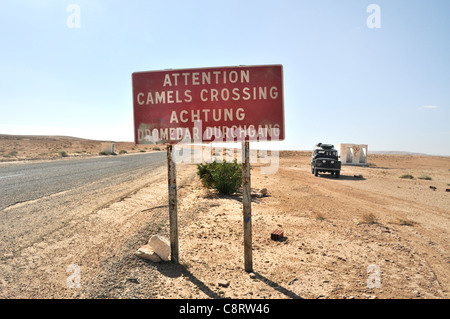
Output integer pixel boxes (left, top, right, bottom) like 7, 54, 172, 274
336, 144, 368, 166
101, 142, 115, 154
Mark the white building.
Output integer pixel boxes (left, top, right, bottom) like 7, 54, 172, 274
101, 142, 115, 154
336, 144, 368, 166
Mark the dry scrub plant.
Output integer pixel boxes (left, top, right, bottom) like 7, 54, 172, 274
197, 160, 242, 195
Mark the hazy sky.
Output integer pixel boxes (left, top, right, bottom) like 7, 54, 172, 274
1, 0, 449, 155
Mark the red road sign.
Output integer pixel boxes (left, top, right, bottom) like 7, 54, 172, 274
132, 65, 284, 144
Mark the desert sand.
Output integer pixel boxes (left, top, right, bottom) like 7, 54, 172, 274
0, 135, 449, 299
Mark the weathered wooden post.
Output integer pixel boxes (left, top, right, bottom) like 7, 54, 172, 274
242, 141, 253, 272
167, 144, 179, 264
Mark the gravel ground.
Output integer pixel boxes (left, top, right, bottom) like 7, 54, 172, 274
1, 147, 449, 300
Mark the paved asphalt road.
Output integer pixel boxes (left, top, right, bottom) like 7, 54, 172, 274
0, 152, 167, 211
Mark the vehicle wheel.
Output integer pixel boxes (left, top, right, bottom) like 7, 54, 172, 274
314, 168, 318, 176
311, 168, 314, 174
335, 171, 340, 178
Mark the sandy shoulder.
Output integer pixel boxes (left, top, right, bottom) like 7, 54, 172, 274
1, 150, 448, 299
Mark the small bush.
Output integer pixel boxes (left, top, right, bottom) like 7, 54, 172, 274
99, 151, 109, 156
399, 174, 414, 179
58, 151, 68, 157
418, 174, 432, 180
360, 213, 378, 225
314, 212, 326, 221
153, 146, 161, 151
399, 219, 415, 226
197, 161, 217, 189
119, 150, 127, 154
197, 160, 242, 195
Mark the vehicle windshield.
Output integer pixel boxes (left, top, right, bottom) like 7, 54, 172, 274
314, 150, 337, 158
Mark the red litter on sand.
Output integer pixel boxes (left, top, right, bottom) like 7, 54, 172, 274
271, 229, 284, 241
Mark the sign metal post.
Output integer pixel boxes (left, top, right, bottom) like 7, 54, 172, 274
167, 144, 179, 264
242, 141, 252, 272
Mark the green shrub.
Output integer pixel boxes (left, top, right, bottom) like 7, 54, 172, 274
119, 150, 127, 154
418, 174, 432, 180
197, 160, 242, 195
197, 161, 217, 189
399, 174, 414, 179
58, 151, 68, 157
360, 213, 378, 225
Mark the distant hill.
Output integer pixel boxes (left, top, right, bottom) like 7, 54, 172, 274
0, 134, 161, 162
284, 149, 433, 156
369, 151, 431, 156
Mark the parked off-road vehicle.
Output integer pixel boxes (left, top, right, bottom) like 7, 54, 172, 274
311, 143, 341, 178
